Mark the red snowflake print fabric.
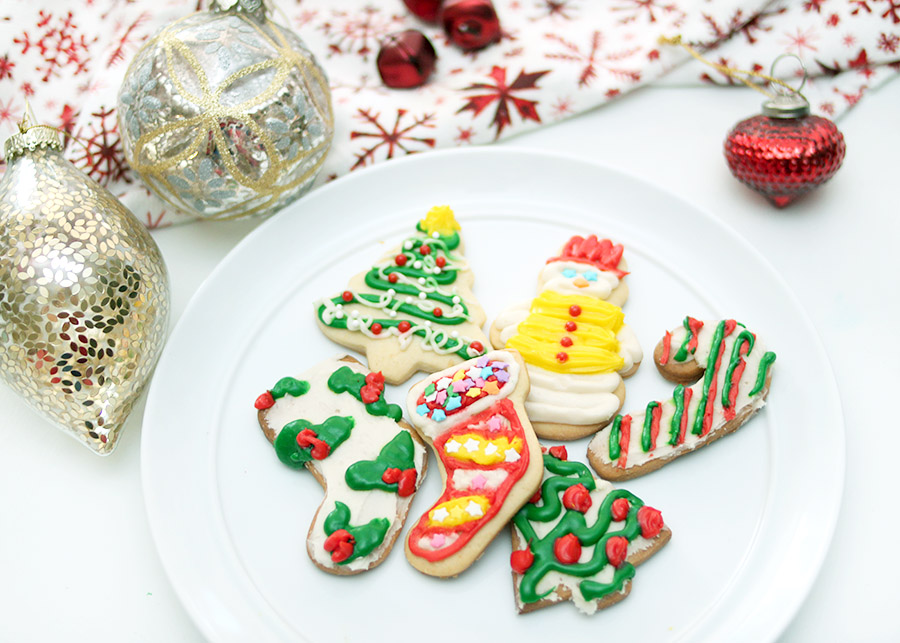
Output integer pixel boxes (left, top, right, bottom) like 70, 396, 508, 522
0, 0, 897, 227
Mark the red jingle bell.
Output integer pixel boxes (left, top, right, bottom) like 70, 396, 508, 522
441, 0, 501, 51
403, 0, 442, 23
724, 87, 846, 208
377, 29, 438, 89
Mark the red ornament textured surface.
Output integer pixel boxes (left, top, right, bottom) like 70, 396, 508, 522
403, 0, 442, 24
377, 30, 437, 89
724, 114, 847, 207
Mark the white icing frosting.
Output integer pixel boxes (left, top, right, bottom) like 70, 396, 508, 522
262, 357, 427, 571
405, 349, 521, 441
589, 320, 772, 470
538, 260, 619, 299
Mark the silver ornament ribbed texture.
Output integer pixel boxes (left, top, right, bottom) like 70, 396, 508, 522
0, 114, 170, 455
117, 1, 334, 221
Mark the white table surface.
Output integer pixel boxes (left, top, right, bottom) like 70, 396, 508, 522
2, 79, 897, 642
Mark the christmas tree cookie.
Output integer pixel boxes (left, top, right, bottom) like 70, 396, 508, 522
404, 349, 543, 577
255, 355, 428, 575
315, 206, 488, 385
510, 447, 670, 615
588, 318, 776, 480
490, 235, 643, 440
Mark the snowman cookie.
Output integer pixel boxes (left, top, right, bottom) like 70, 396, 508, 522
491, 235, 642, 440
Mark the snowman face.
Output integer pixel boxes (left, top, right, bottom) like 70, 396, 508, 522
537, 261, 619, 299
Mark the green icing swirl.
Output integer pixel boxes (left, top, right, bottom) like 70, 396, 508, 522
327, 366, 403, 422
273, 415, 354, 469
270, 376, 309, 400
345, 431, 416, 492
323, 501, 390, 565
749, 351, 777, 396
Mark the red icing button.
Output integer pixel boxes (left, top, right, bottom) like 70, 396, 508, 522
388, 272, 399, 284
395, 254, 408, 266
433, 307, 443, 318
254, 391, 275, 410
549, 445, 568, 460
529, 487, 543, 504
560, 336, 573, 347
568, 304, 582, 317
565, 321, 577, 332
296, 429, 331, 460
419, 245, 431, 255
469, 341, 484, 353
510, 548, 534, 574
562, 483, 592, 513
398, 468, 418, 497
360, 384, 381, 404
323, 529, 355, 563
398, 321, 412, 333
371, 323, 383, 335
637, 506, 664, 539
606, 536, 628, 568
435, 256, 446, 268
556, 351, 569, 363
611, 497, 630, 521
382, 467, 402, 484
554, 533, 582, 565
341, 290, 353, 302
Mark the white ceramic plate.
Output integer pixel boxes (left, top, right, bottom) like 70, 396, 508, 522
142, 148, 844, 643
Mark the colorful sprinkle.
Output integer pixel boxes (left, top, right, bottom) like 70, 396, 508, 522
416, 404, 429, 416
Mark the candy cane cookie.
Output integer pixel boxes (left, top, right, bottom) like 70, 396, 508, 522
404, 349, 543, 577
588, 318, 776, 481
314, 206, 488, 385
510, 447, 670, 615
490, 235, 642, 440
255, 355, 427, 575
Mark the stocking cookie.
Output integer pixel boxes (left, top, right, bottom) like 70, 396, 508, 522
588, 318, 776, 481
404, 349, 543, 577
255, 355, 427, 575
510, 447, 670, 615
491, 235, 642, 440
315, 206, 488, 385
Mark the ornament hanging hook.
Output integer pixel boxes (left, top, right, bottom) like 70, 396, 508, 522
769, 53, 808, 96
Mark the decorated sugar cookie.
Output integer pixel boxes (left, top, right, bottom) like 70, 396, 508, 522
255, 355, 427, 575
404, 349, 543, 577
587, 318, 776, 480
315, 206, 488, 385
490, 235, 643, 440
510, 447, 670, 615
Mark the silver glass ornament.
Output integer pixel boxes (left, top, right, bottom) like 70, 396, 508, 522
0, 106, 170, 455
117, 0, 334, 221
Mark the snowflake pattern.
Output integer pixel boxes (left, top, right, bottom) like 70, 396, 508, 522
0, 0, 896, 228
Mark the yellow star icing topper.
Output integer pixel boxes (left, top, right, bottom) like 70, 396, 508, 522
420, 205, 461, 236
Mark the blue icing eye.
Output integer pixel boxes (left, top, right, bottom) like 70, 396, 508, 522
562, 268, 576, 278
583, 270, 598, 282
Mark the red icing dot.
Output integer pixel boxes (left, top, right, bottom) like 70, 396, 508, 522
360, 384, 381, 404
371, 323, 383, 335
435, 256, 446, 268
419, 245, 431, 255
365, 372, 385, 387
611, 497, 631, 521
470, 341, 484, 353
569, 305, 582, 317
254, 391, 275, 410
638, 506, 665, 539
323, 529, 355, 563
529, 487, 543, 504
397, 468, 418, 497
606, 536, 629, 568
549, 445, 568, 460
556, 351, 569, 363
398, 321, 412, 333
562, 484, 592, 513
510, 548, 535, 574
560, 336, 573, 347
554, 533, 582, 565
565, 321, 577, 332
341, 291, 353, 302
388, 272, 399, 284
382, 467, 401, 484
433, 307, 443, 318
395, 254, 408, 266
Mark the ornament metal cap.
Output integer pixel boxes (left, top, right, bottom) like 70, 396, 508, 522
761, 54, 810, 119
3, 103, 62, 161
211, 0, 267, 21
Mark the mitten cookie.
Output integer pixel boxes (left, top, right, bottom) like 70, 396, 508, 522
588, 318, 776, 481
314, 206, 488, 385
490, 235, 642, 440
510, 447, 670, 615
255, 355, 427, 575
404, 349, 543, 577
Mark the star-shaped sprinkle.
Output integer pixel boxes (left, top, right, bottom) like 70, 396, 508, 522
463, 438, 480, 452
431, 507, 450, 523
465, 501, 484, 518
445, 439, 461, 453
505, 448, 521, 463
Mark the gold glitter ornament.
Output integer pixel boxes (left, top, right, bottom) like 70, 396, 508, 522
0, 106, 170, 455
117, 0, 334, 221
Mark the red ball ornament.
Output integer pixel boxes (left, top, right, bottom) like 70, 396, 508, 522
403, 0, 442, 23
724, 91, 845, 208
377, 29, 437, 89
441, 0, 501, 51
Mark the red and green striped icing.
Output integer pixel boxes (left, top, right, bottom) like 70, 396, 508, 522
511, 451, 665, 605
609, 318, 776, 466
